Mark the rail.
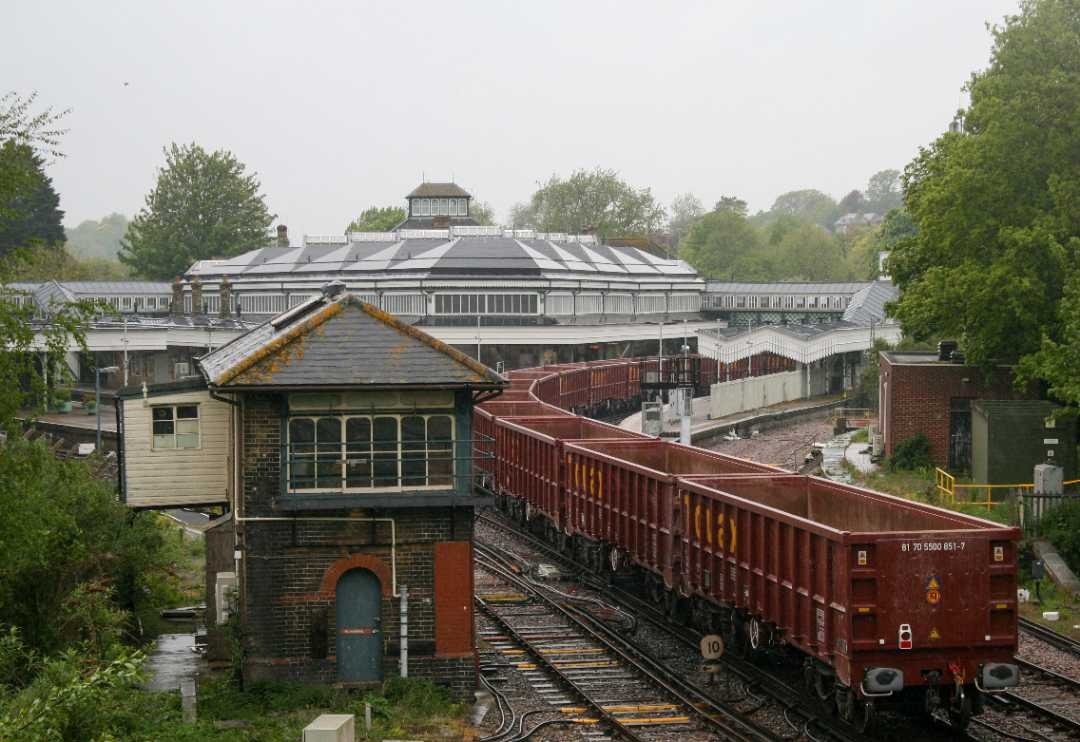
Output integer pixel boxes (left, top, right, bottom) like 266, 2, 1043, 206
936, 468, 1080, 513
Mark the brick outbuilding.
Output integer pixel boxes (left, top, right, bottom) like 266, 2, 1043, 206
878, 350, 1033, 471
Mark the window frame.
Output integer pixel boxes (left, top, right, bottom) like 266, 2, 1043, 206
286, 412, 456, 493
151, 403, 201, 450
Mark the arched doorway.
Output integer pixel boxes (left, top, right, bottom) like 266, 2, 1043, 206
335, 568, 382, 682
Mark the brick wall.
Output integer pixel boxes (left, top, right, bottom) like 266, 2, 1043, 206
237, 393, 479, 697
879, 355, 1031, 468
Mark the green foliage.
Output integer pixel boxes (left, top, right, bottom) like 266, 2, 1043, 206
0, 436, 177, 652
0, 627, 40, 691
120, 143, 275, 280
668, 192, 705, 249
890, 0, 1080, 388
0, 141, 64, 256
765, 188, 838, 228
345, 205, 405, 233
888, 433, 933, 471
65, 213, 128, 261
523, 167, 665, 239
470, 200, 496, 226
678, 201, 766, 279
1040, 498, 1080, 571
7, 244, 130, 281
865, 169, 903, 213
0, 647, 145, 741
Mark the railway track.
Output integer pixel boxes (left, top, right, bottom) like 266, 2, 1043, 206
477, 512, 878, 742
1019, 618, 1080, 658
475, 541, 781, 742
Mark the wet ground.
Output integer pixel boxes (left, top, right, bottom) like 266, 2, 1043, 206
142, 633, 202, 692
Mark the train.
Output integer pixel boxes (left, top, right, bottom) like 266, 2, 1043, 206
474, 356, 1021, 733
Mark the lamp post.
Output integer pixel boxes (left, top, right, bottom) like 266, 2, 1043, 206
96, 366, 120, 451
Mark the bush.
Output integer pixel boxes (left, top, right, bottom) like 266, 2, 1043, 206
1041, 498, 1080, 572
0, 434, 177, 654
888, 433, 933, 471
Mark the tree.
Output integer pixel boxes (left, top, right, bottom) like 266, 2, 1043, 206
470, 200, 496, 226
865, 169, 903, 212
120, 143, 275, 280
508, 201, 536, 229
837, 189, 867, 215
526, 168, 665, 239
890, 0, 1080, 389
65, 213, 128, 260
768, 189, 838, 228
679, 200, 766, 279
669, 193, 704, 251
714, 196, 748, 217
774, 222, 848, 281
0, 141, 64, 256
345, 205, 405, 233
0, 92, 68, 259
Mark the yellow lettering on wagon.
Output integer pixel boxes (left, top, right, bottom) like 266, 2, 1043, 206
705, 507, 713, 546
694, 504, 702, 541
596, 470, 602, 500
729, 518, 737, 553
717, 516, 725, 554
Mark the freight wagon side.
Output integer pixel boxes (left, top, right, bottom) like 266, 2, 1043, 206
474, 400, 569, 485
495, 416, 648, 532
676, 473, 1019, 729
561, 439, 783, 585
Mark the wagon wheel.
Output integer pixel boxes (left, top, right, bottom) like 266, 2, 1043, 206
948, 691, 972, 731
814, 669, 835, 705
853, 699, 875, 735
608, 547, 622, 573
748, 617, 762, 650
647, 575, 665, 605
726, 616, 747, 659
835, 685, 854, 723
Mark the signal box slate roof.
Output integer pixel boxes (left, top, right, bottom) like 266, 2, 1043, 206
198, 290, 505, 390
407, 182, 471, 198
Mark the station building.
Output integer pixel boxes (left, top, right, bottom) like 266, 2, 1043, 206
117, 283, 505, 694
14, 182, 898, 395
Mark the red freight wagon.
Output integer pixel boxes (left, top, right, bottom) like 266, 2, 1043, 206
675, 474, 1019, 726
588, 363, 630, 406
495, 416, 647, 529
533, 374, 560, 405
474, 401, 569, 481
558, 367, 591, 410
560, 439, 781, 582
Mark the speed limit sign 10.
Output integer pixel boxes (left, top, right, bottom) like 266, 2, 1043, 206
700, 634, 724, 660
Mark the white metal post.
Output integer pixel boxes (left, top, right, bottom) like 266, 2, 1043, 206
399, 584, 409, 678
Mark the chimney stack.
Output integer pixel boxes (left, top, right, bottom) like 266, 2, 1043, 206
191, 277, 203, 316
171, 277, 183, 317
219, 276, 232, 319
276, 224, 289, 247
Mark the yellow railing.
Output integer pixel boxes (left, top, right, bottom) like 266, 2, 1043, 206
934, 469, 1080, 511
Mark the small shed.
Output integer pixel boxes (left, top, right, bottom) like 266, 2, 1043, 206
971, 400, 1076, 485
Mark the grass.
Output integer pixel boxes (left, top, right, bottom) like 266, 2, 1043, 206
71, 676, 470, 741
1018, 574, 1080, 641
849, 427, 869, 444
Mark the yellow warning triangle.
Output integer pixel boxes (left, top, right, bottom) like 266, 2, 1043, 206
929, 627, 940, 640
927, 577, 940, 590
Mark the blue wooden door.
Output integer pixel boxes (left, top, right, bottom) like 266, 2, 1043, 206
336, 569, 382, 682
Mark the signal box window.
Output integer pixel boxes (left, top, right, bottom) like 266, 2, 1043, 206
152, 405, 200, 449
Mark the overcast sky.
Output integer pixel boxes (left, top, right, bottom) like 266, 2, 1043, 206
8, 0, 1020, 235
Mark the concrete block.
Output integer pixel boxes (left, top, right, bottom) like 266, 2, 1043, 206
1032, 539, 1080, 597
303, 714, 355, 742
1043, 611, 1060, 621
